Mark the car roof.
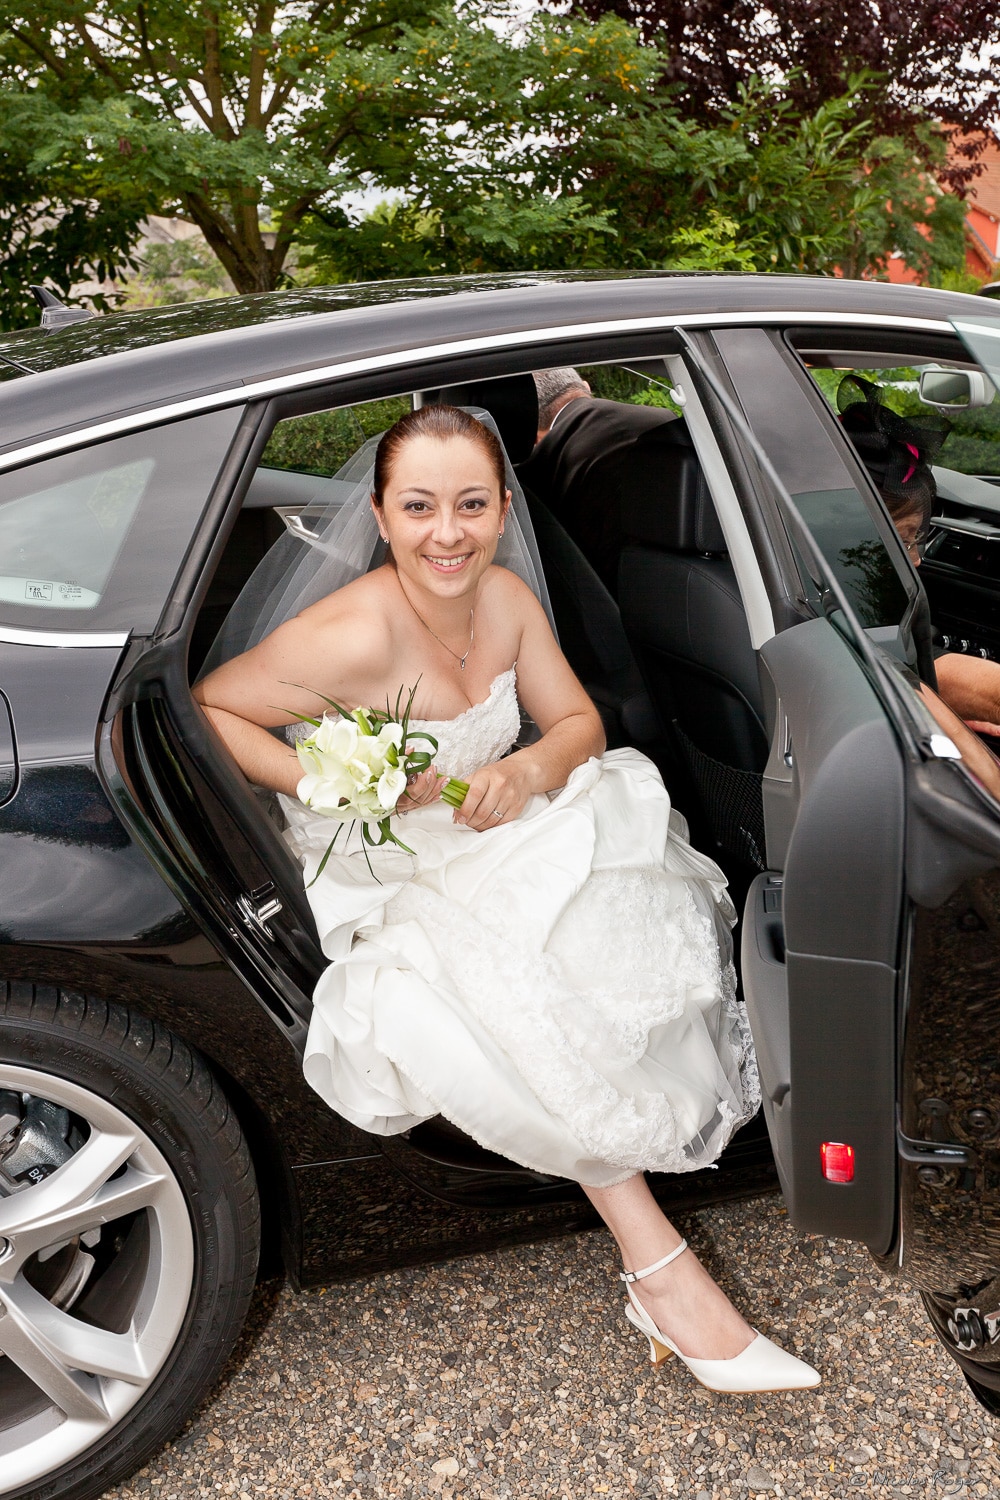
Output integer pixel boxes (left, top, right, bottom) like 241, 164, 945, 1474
0, 271, 993, 461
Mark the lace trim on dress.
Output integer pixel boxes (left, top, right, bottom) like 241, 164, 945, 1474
408, 666, 520, 780
385, 861, 757, 1178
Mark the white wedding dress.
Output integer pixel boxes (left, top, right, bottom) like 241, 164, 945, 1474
281, 666, 760, 1188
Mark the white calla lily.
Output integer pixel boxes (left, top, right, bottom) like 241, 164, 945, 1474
377, 766, 408, 811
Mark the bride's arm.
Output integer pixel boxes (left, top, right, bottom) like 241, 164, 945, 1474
193, 604, 387, 795
455, 581, 605, 831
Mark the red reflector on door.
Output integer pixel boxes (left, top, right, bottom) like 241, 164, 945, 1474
821, 1141, 855, 1183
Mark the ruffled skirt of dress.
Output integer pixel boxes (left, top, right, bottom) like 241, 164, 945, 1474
281, 748, 760, 1188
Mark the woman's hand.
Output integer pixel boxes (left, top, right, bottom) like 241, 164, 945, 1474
454, 755, 540, 832
399, 767, 446, 812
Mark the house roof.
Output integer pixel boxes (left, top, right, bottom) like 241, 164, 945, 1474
950, 130, 1000, 223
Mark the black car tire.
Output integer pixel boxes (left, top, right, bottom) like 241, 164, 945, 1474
962, 1370, 1000, 1418
0, 983, 260, 1500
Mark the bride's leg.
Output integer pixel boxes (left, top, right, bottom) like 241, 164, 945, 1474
583, 1174, 754, 1361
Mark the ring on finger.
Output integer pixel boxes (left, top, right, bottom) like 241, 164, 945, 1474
491, 808, 503, 819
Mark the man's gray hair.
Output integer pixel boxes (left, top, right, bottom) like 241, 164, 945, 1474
533, 367, 588, 430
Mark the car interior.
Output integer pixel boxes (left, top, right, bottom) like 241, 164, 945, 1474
791, 333, 1000, 665
180, 335, 1000, 1185
188, 357, 772, 903
188, 334, 1000, 901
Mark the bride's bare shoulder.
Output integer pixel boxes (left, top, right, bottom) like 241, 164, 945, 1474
484, 565, 547, 621
299, 567, 394, 632
257, 568, 394, 683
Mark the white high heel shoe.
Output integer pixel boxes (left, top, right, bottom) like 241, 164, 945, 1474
620, 1239, 821, 1394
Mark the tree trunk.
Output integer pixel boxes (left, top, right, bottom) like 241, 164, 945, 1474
182, 191, 277, 293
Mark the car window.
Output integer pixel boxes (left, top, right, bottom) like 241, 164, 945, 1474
805, 359, 1000, 480
194, 360, 692, 679
0, 408, 244, 634
259, 397, 411, 478
712, 327, 915, 634
792, 334, 1000, 656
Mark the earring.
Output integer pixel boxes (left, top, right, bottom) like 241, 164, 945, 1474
498, 529, 504, 538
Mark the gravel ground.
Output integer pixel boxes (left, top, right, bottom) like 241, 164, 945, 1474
106, 1194, 1000, 1500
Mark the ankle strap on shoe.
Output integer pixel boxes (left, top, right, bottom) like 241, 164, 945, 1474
619, 1238, 688, 1284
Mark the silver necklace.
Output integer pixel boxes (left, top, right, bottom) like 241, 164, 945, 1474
409, 600, 475, 670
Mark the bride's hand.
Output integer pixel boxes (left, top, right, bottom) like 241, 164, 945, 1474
399, 767, 445, 812
455, 757, 537, 832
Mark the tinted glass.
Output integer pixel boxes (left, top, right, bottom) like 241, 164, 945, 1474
260, 398, 411, 478
0, 408, 243, 633
793, 487, 910, 629
713, 327, 915, 631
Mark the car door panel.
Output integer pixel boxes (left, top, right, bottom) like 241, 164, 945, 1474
690, 324, 1000, 1290
744, 616, 903, 1255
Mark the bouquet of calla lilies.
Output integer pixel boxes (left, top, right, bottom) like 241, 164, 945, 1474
291, 682, 468, 879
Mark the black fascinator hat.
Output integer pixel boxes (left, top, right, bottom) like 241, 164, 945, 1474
837, 374, 951, 530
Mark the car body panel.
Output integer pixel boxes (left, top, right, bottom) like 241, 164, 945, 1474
0, 275, 974, 469
2, 273, 1000, 1295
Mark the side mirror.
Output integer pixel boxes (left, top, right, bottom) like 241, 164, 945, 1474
918, 365, 995, 412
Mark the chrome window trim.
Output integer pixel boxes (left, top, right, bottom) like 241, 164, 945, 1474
0, 625, 129, 648
0, 310, 954, 476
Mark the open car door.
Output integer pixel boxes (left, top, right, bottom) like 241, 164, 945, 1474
683, 331, 1000, 1399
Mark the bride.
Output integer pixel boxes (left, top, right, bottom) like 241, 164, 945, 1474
195, 403, 819, 1393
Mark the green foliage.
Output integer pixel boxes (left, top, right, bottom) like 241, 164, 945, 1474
122, 237, 232, 309
580, 362, 684, 416
0, 2, 968, 323
0, 1, 621, 300
932, 267, 990, 296
0, 91, 153, 329
552, 70, 967, 279
304, 51, 967, 285
261, 398, 411, 476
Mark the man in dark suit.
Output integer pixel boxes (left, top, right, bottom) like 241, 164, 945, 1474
517, 367, 685, 595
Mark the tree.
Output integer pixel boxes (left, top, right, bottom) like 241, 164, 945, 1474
0, 1, 968, 319
572, 0, 1000, 188
0, 1, 619, 300
303, 62, 967, 283
0, 92, 153, 329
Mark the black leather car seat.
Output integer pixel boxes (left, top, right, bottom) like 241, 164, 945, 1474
419, 374, 660, 749
618, 445, 768, 869
526, 494, 661, 748
419, 373, 539, 463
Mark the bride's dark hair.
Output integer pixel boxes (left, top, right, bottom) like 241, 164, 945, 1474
372, 404, 507, 506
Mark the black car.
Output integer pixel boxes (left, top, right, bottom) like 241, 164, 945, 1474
2, 272, 1000, 1500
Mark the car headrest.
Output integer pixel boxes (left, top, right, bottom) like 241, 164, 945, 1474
621, 447, 726, 554
420, 374, 539, 464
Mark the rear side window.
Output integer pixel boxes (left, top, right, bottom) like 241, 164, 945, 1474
0, 408, 243, 633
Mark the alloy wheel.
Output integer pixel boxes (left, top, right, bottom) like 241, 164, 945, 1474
0, 1065, 194, 1493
